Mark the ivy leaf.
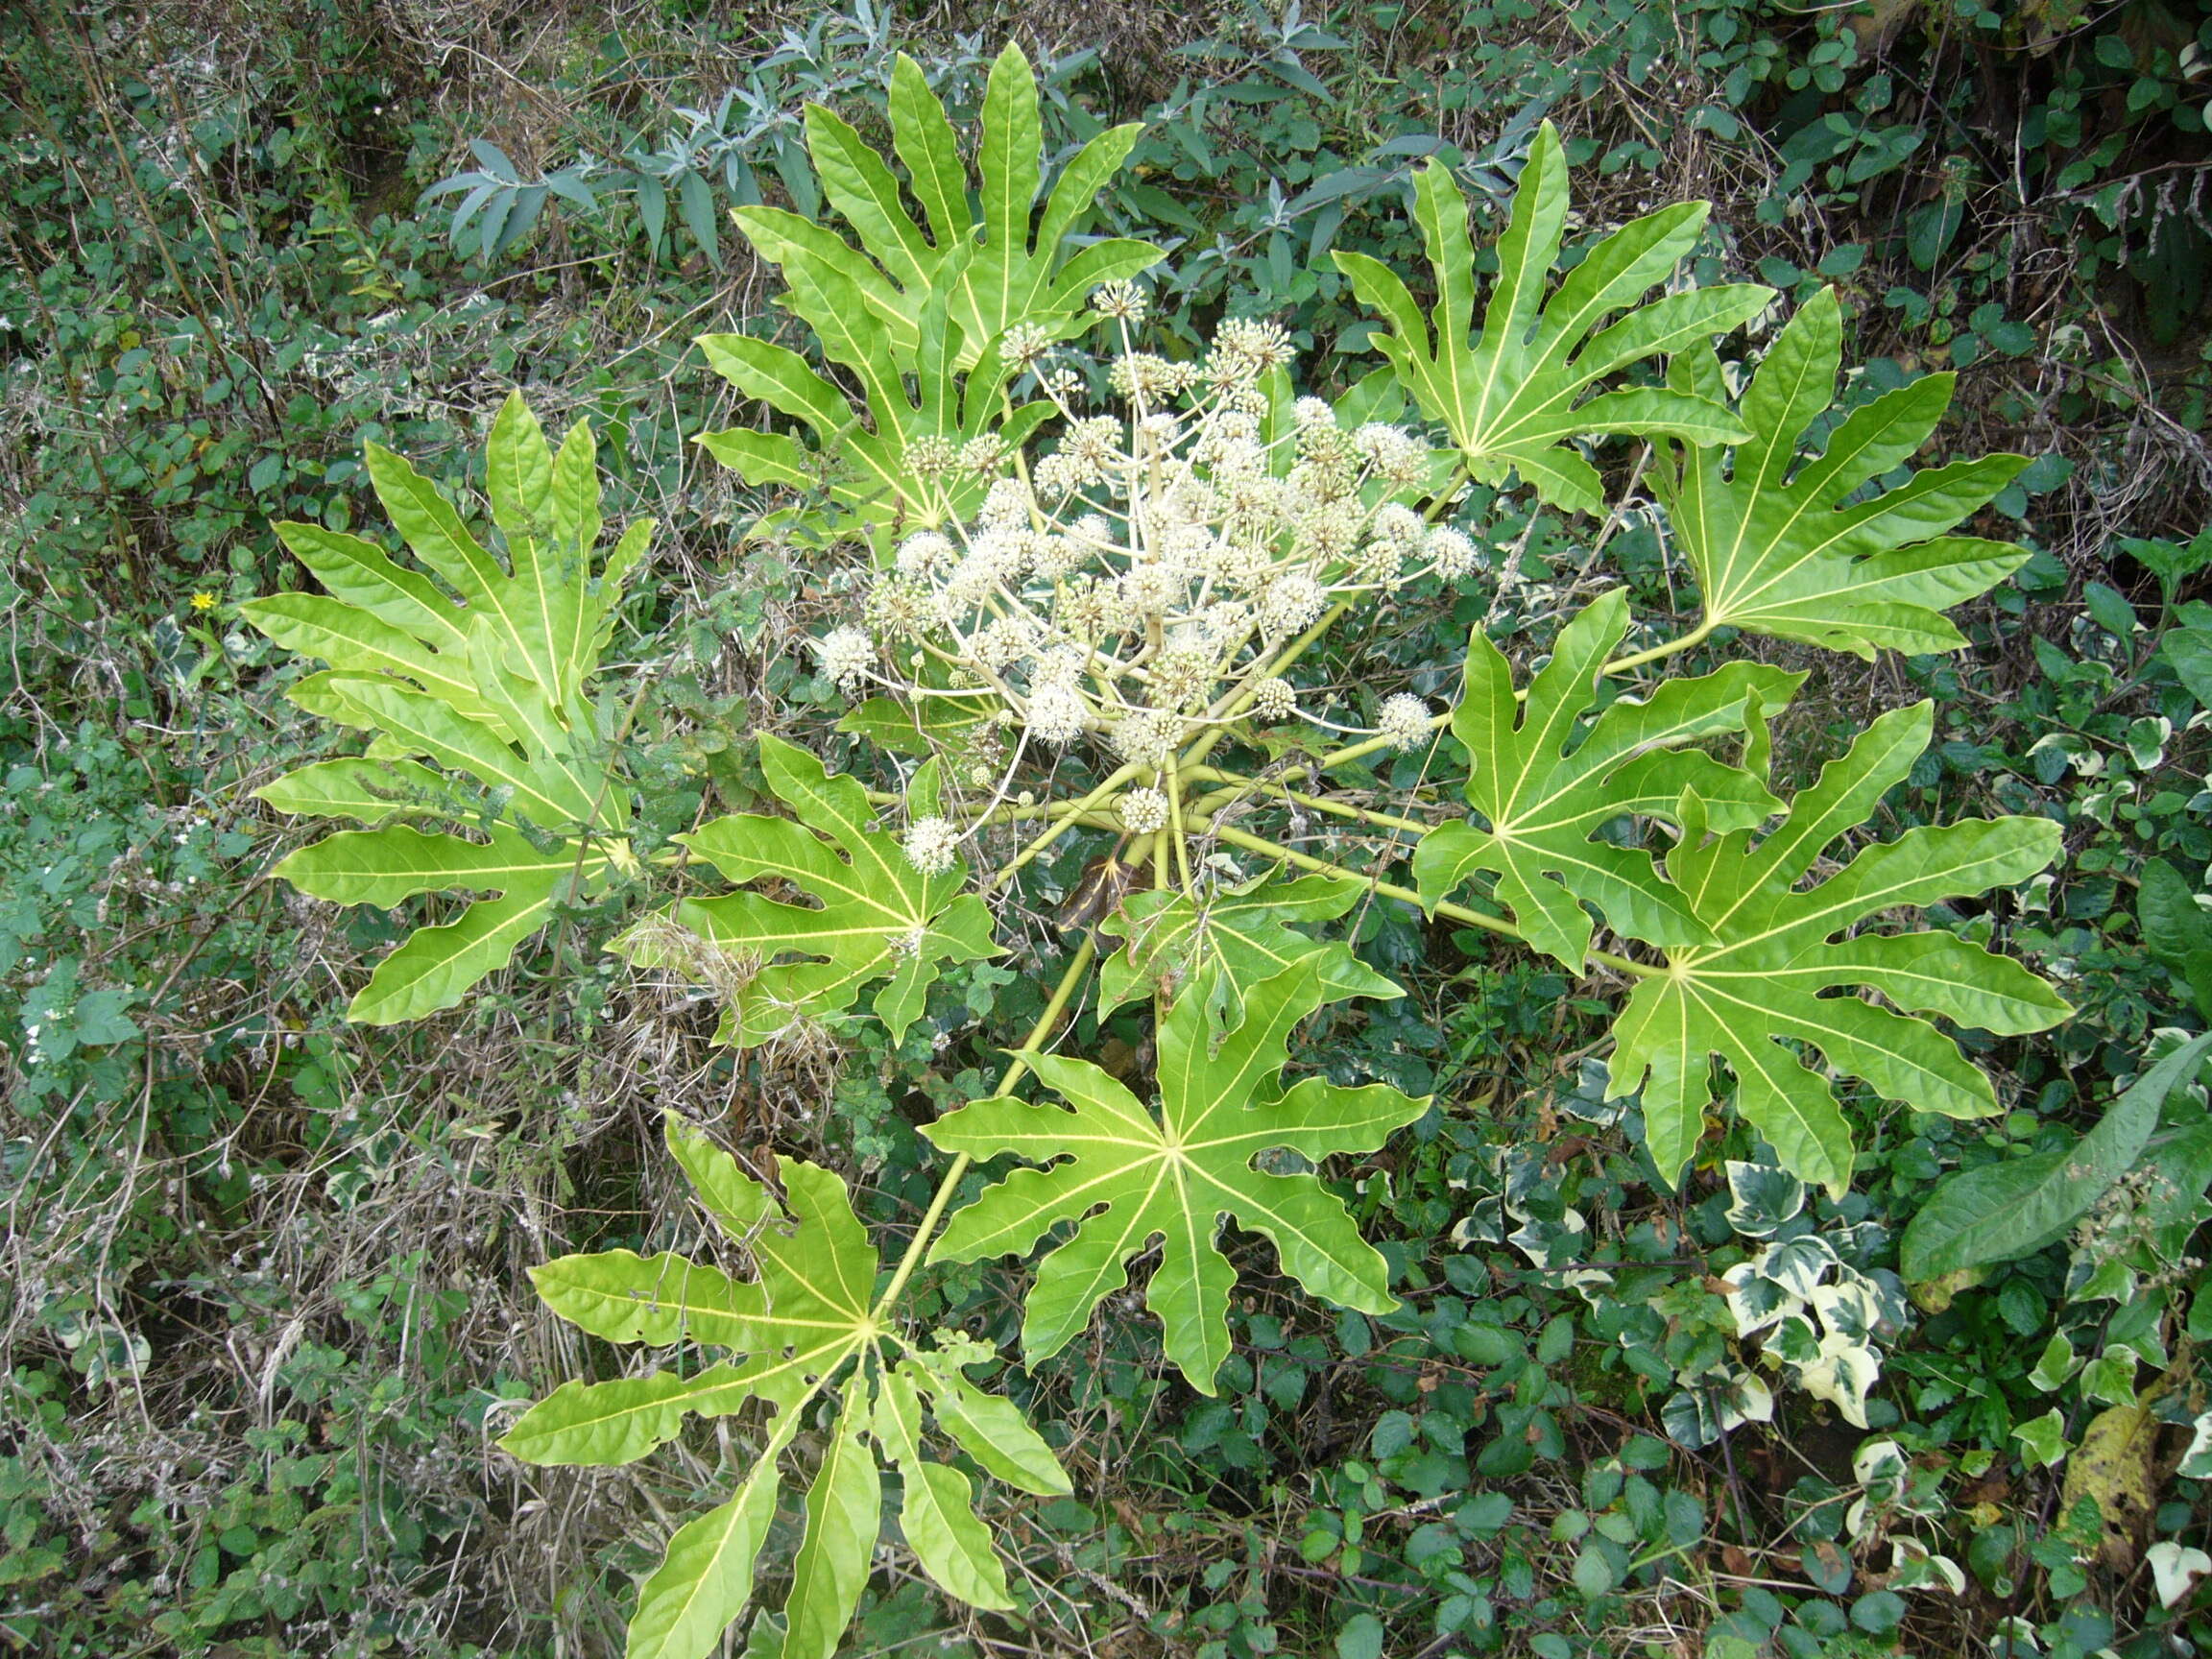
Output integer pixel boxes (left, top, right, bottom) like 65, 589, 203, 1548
613, 737, 1000, 1046
1606, 702, 2070, 1196
1412, 591, 1802, 969
1656, 288, 2032, 658
245, 394, 646, 1023
1095, 868, 1404, 1024
1333, 123, 1769, 514
925, 958, 1429, 1391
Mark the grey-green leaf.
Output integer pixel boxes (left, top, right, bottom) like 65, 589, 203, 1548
1900, 1030, 2212, 1281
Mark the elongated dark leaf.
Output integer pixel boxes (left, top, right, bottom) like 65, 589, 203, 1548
1900, 1031, 2212, 1281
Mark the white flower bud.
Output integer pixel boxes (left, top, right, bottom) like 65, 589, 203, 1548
1251, 677, 1298, 721
1426, 525, 1479, 581
813, 626, 874, 691
903, 816, 961, 876
1118, 786, 1169, 835
1377, 693, 1433, 753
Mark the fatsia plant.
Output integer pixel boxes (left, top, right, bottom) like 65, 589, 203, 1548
244, 393, 646, 1022
1606, 702, 2071, 1196
244, 53, 2079, 1659
926, 956, 1427, 1389
612, 734, 998, 1047
504, 1116, 1071, 1656
1412, 589, 1802, 969
736, 47, 1162, 372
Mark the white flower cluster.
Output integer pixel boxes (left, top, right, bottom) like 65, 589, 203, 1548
851, 301, 1488, 871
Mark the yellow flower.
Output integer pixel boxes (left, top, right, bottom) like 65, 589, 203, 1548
190, 590, 218, 613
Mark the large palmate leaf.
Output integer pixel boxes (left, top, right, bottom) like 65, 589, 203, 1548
1656, 287, 2032, 659
613, 735, 999, 1046
1095, 869, 1404, 1026
1606, 702, 2070, 1196
926, 958, 1429, 1390
701, 45, 1156, 541
735, 45, 1162, 373
1412, 591, 1802, 970
245, 394, 646, 1022
697, 280, 1053, 539
506, 1117, 1070, 1659
1333, 123, 1770, 515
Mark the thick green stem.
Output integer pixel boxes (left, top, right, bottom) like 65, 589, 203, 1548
1601, 618, 1717, 678
985, 760, 1142, 891
869, 929, 1102, 1322
1205, 823, 1658, 978
1181, 765, 1435, 835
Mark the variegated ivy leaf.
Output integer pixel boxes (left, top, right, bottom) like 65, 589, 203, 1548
925, 957, 1429, 1391
1655, 287, 2032, 659
1095, 868, 1404, 1026
1412, 590, 1802, 970
504, 1118, 1066, 1659
1333, 122, 1770, 515
737, 45, 1161, 374
1607, 702, 2070, 1197
614, 735, 999, 1047
245, 394, 645, 1022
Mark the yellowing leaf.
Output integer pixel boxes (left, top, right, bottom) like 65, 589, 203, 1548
926, 958, 1428, 1390
1606, 702, 2069, 1194
616, 737, 1000, 1047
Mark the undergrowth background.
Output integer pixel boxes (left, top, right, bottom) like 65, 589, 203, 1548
4, 0, 2212, 1653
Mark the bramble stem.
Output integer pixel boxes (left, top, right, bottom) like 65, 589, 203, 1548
868, 929, 1103, 1322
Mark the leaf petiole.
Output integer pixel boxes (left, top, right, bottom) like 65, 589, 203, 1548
869, 929, 1101, 1322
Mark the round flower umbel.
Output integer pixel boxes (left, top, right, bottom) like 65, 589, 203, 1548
842, 304, 1482, 822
